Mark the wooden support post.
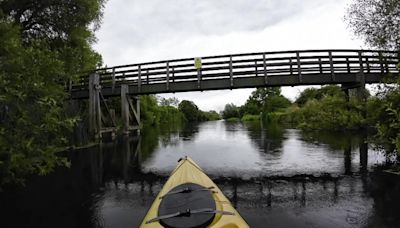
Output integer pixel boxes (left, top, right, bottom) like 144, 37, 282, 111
356, 52, 366, 103
89, 73, 101, 140
121, 84, 140, 135
146, 69, 149, 84
346, 58, 350, 73
289, 58, 293, 75
229, 56, 233, 87
110, 109, 116, 140
121, 84, 130, 135
135, 96, 141, 135
296, 52, 302, 82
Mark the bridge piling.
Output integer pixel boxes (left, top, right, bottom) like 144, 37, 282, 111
121, 84, 140, 135
89, 73, 102, 140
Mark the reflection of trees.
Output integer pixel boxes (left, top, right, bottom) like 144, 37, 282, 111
214, 175, 351, 210
367, 172, 400, 227
178, 122, 199, 141
299, 130, 369, 175
244, 121, 285, 154
299, 130, 365, 151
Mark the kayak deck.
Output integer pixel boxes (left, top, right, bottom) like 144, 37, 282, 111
140, 157, 249, 228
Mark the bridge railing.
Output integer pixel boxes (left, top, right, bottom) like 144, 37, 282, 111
71, 49, 399, 92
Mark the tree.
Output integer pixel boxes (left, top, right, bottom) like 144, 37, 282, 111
0, 1, 104, 187
248, 87, 281, 108
178, 100, 200, 122
346, 0, 400, 157
263, 95, 291, 113
222, 103, 240, 119
345, 0, 400, 50
295, 85, 344, 106
159, 97, 180, 107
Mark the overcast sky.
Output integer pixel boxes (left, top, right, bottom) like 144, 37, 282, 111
93, 0, 364, 111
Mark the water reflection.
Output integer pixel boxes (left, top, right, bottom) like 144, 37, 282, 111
1, 121, 399, 228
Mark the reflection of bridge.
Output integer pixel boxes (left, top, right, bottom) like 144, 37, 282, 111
69, 49, 399, 139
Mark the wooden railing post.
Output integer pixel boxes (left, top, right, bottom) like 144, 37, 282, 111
197, 67, 201, 89
289, 58, 293, 75
229, 56, 233, 87
263, 53, 267, 84
346, 58, 350, 73
358, 51, 364, 73
296, 52, 302, 82
329, 51, 335, 81
379, 51, 384, 73
112, 67, 116, 92
166, 62, 170, 90
172, 67, 175, 83
254, 60, 258, 76
319, 57, 323, 74
138, 65, 141, 92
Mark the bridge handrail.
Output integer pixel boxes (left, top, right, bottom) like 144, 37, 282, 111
94, 49, 399, 71
70, 49, 399, 91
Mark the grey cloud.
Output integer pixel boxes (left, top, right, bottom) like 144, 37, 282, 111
101, 0, 326, 48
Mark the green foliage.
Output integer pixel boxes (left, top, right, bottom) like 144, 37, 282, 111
294, 96, 365, 130
295, 85, 344, 106
140, 95, 160, 126
241, 114, 260, 122
284, 85, 366, 130
226, 117, 240, 122
223, 87, 291, 122
139, 95, 185, 126
200, 110, 220, 121
0, 1, 104, 186
141, 97, 214, 125
263, 94, 291, 113
222, 103, 240, 119
370, 80, 400, 156
178, 100, 200, 122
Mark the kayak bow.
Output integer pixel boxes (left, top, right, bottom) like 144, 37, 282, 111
140, 157, 249, 228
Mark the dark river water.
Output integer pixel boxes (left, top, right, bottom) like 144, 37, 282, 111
1, 120, 400, 228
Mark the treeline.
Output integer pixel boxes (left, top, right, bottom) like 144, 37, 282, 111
141, 96, 220, 126
221, 83, 400, 157
221, 87, 291, 122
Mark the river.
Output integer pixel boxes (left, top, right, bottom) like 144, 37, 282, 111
1, 120, 400, 228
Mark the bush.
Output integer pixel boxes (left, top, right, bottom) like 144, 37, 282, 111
241, 114, 260, 121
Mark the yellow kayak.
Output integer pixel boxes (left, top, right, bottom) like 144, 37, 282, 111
140, 157, 249, 228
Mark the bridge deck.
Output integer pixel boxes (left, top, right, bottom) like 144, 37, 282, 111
70, 49, 399, 99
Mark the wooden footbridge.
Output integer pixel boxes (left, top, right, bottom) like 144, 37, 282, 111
70, 49, 399, 139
